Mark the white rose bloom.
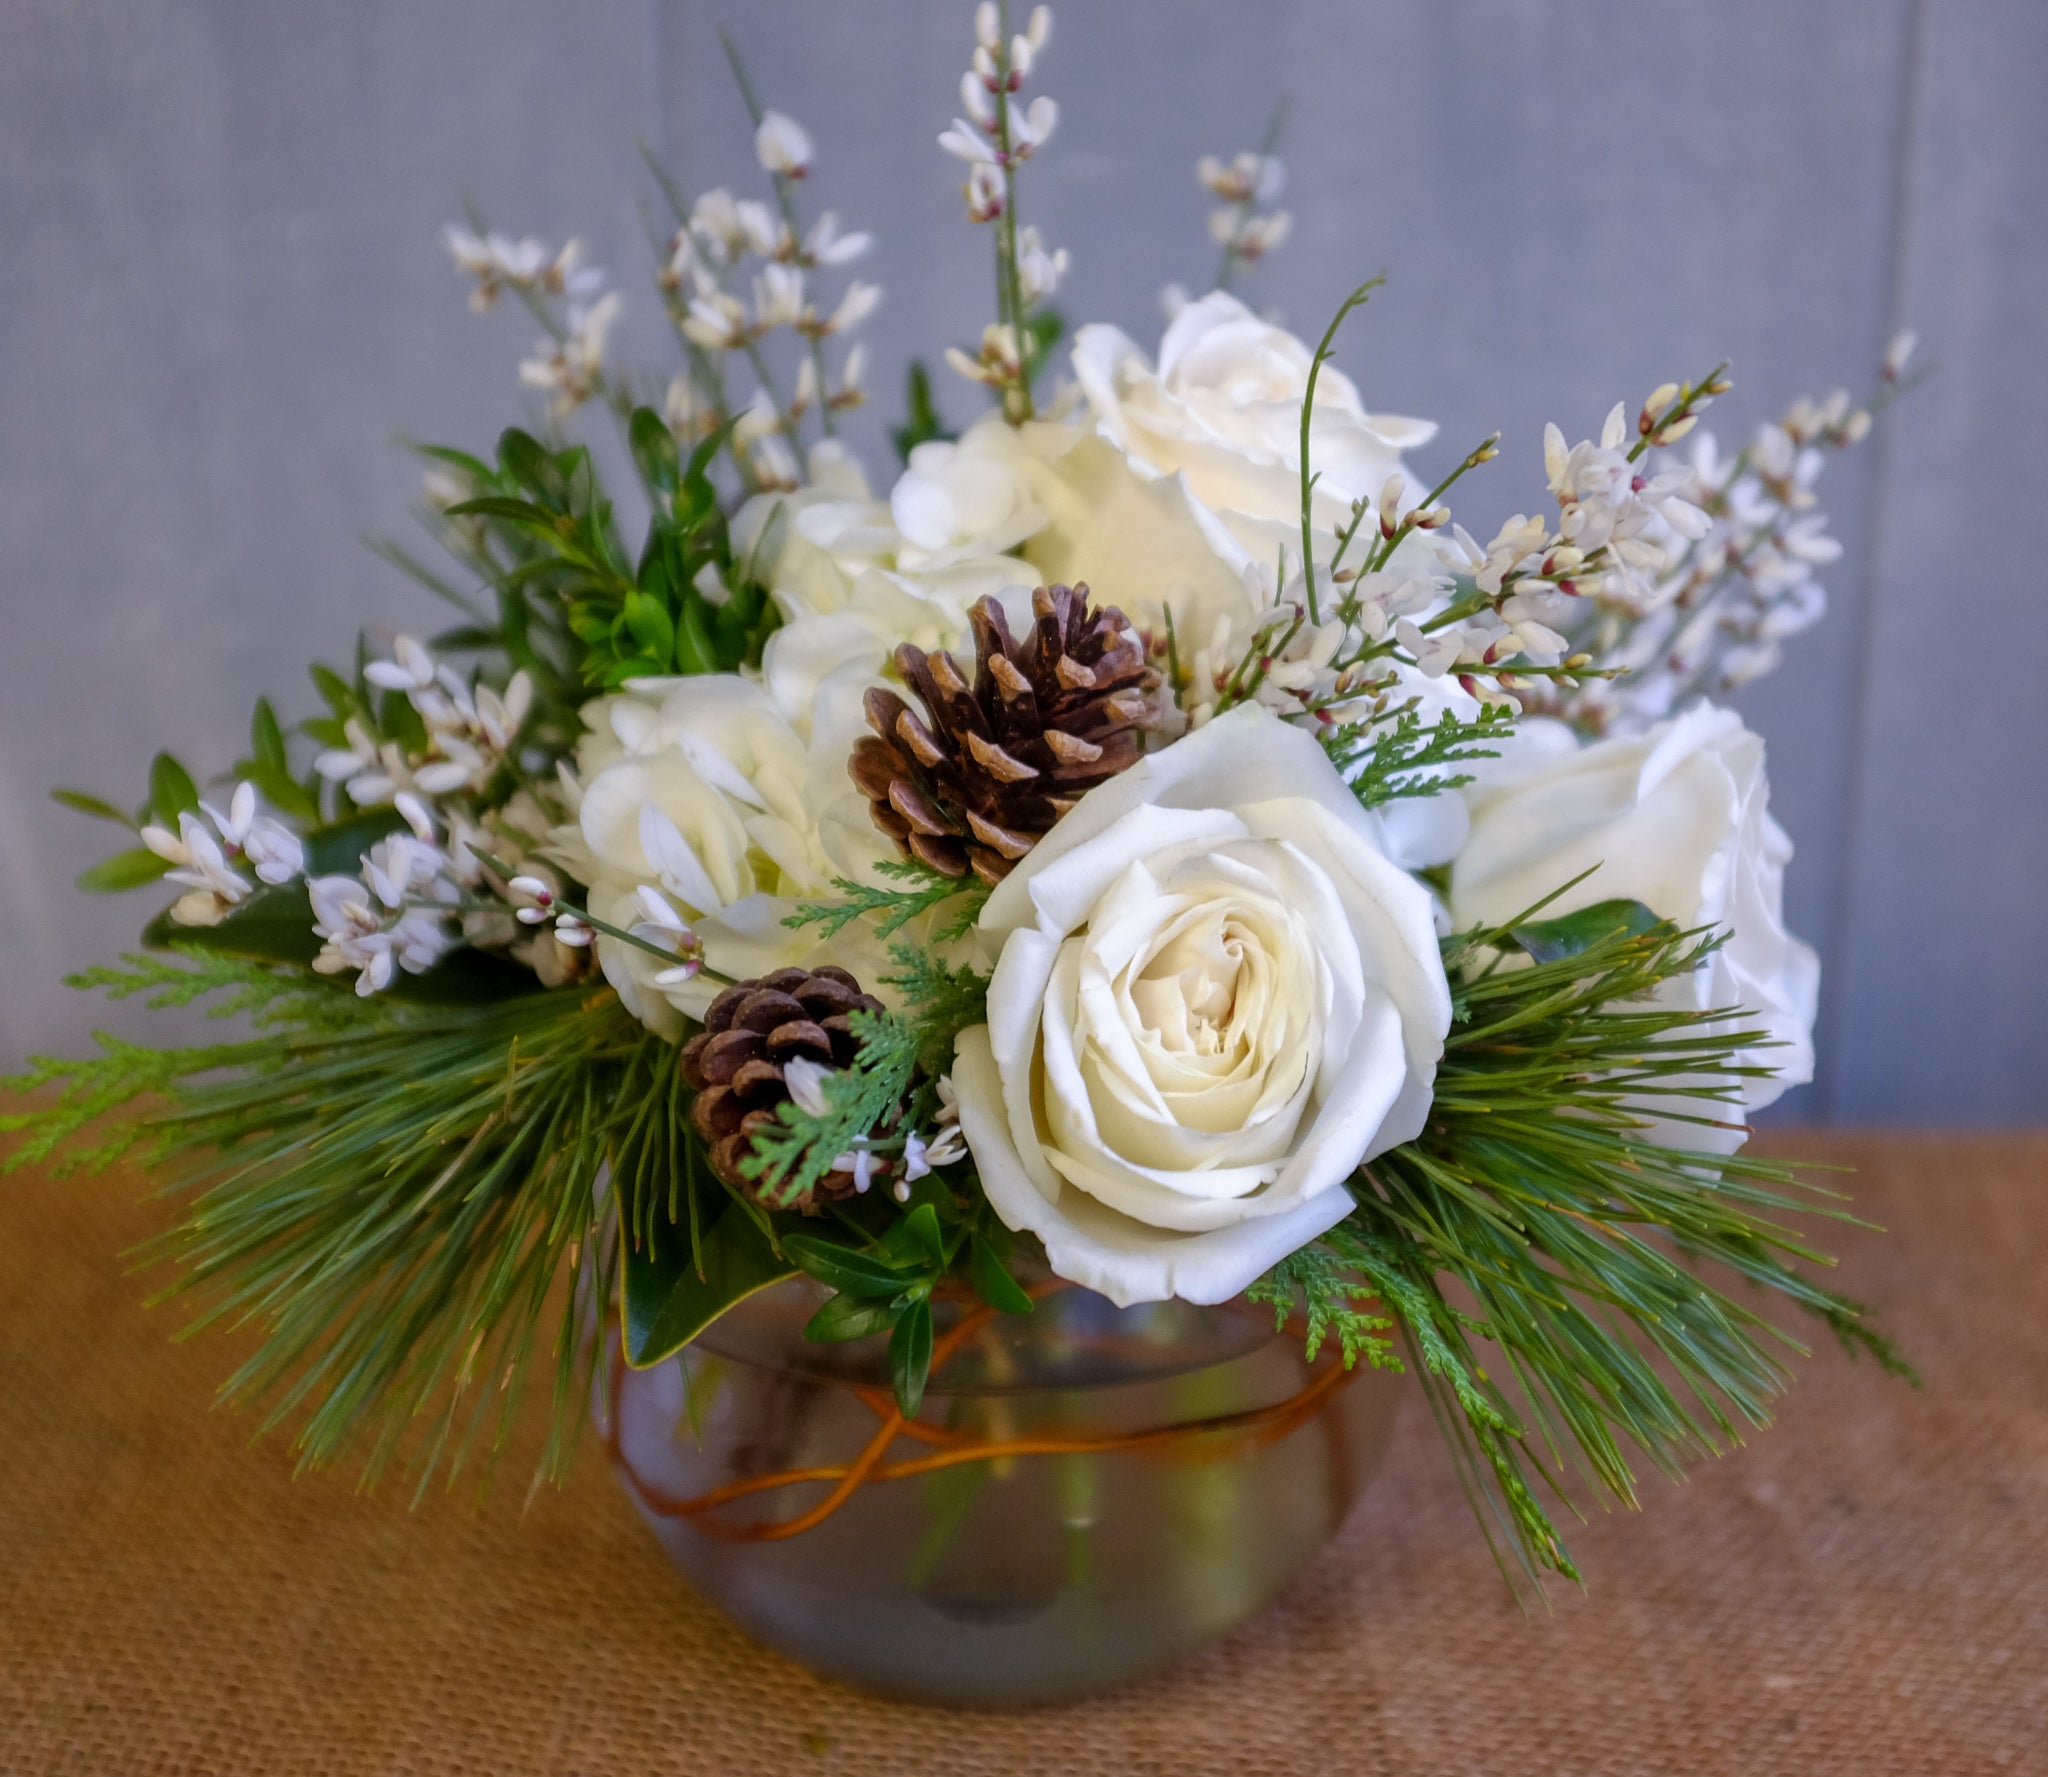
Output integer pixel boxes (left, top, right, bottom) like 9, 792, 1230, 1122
1011, 420, 1261, 646
954, 704, 1451, 1306
557, 676, 847, 1036
1070, 291, 1436, 575
731, 440, 895, 623
891, 429, 1049, 571
1447, 705, 1819, 1153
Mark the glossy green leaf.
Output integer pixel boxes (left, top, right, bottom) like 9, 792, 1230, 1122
76, 847, 173, 893
50, 788, 135, 828
309, 663, 357, 718
889, 360, 951, 464
299, 808, 406, 875
782, 1233, 915, 1299
802, 1291, 896, 1344
629, 406, 680, 494
148, 753, 200, 824
250, 698, 289, 774
623, 1207, 797, 1370
889, 1298, 934, 1418
1509, 898, 1666, 965
903, 1203, 946, 1271
969, 1233, 1034, 1317
141, 884, 321, 961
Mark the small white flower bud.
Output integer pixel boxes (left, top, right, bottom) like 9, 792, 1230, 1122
975, 1, 1000, 49
753, 110, 813, 179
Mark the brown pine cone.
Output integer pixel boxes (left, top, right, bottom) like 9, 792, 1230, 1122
680, 965, 888, 1207
849, 582, 1162, 885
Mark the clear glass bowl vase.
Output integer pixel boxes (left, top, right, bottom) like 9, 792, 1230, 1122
603, 1276, 1400, 1706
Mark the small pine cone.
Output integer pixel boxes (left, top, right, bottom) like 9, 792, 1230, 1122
848, 582, 1163, 884
679, 965, 888, 1208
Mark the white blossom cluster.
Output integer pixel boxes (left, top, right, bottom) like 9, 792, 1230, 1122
1200, 145, 1292, 274
1529, 335, 1913, 735
301, 635, 592, 995
142, 785, 305, 928
440, 225, 623, 422
659, 113, 879, 490
939, 4, 1065, 405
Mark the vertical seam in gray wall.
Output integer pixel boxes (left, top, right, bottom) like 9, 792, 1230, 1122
1816, 0, 1930, 1118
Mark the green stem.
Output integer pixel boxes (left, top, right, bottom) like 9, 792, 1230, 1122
719, 25, 838, 440
1298, 278, 1386, 625
990, 2, 1035, 422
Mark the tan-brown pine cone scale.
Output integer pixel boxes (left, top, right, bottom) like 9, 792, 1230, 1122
848, 582, 1163, 885
679, 965, 888, 1207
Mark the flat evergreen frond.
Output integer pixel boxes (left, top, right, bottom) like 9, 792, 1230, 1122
1324, 698, 1515, 810
1295, 909, 1906, 1598
1, 954, 324, 1176
785, 860, 990, 943
883, 942, 990, 1076
739, 1007, 922, 1209
1246, 1243, 1398, 1370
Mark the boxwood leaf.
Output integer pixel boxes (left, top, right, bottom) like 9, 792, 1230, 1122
969, 1234, 1034, 1317
148, 752, 200, 824
1508, 897, 1666, 965
76, 847, 173, 893
623, 1206, 796, 1370
782, 1233, 914, 1299
889, 1298, 934, 1418
51, 788, 135, 828
802, 1291, 896, 1344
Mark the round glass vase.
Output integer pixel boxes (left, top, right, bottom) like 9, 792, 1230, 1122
603, 1275, 1399, 1706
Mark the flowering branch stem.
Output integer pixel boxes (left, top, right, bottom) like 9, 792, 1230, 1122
990, 2, 1035, 422
1626, 362, 1727, 463
1298, 277, 1385, 625
717, 26, 839, 441
1213, 97, 1290, 294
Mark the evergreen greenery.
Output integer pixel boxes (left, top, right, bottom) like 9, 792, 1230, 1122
1254, 901, 1912, 1596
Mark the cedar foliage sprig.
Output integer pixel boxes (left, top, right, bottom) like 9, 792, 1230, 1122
787, 857, 991, 943
1260, 903, 1912, 1597
1324, 698, 1516, 809
738, 942, 992, 1208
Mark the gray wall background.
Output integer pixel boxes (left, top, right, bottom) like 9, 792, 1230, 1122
1, 0, 2041, 1123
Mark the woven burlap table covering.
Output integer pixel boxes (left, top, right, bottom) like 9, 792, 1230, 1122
2, 1128, 2041, 1774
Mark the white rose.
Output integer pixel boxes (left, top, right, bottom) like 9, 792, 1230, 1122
890, 429, 1049, 571
1071, 291, 1436, 574
1447, 705, 1819, 1152
557, 676, 845, 1036
1011, 420, 1260, 646
953, 704, 1451, 1306
731, 441, 894, 623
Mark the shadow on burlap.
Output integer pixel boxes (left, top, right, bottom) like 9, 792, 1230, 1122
2, 1129, 2043, 1776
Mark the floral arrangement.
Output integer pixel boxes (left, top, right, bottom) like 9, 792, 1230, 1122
5, 5, 1918, 1594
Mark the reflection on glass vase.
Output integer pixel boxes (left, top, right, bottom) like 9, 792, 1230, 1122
603, 1275, 1400, 1706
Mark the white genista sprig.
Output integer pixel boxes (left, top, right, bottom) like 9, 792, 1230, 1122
754, 110, 813, 180
1512, 348, 1901, 734
517, 291, 622, 418
141, 785, 306, 928
440, 227, 604, 313
1015, 226, 1068, 302
941, 3, 1062, 420
319, 637, 532, 808
655, 54, 881, 474
1198, 112, 1293, 290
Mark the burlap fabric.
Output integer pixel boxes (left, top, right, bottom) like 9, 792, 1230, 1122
2, 1129, 2042, 1774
